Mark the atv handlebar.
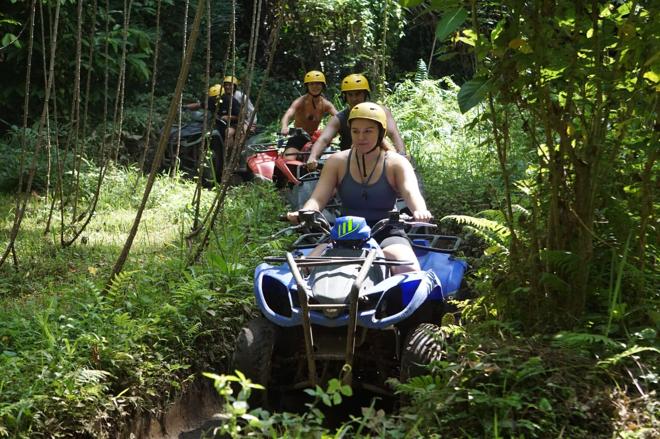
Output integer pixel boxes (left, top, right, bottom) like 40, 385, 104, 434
273, 209, 434, 240
271, 210, 331, 239
369, 210, 436, 237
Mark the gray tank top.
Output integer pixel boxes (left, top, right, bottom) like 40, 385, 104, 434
336, 109, 352, 150
338, 149, 397, 225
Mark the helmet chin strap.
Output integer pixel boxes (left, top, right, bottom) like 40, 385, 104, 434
357, 143, 381, 178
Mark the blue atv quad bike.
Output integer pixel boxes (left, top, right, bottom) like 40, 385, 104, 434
231, 210, 467, 408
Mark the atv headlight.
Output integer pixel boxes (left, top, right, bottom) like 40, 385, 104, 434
375, 279, 422, 319
262, 275, 293, 317
375, 286, 404, 319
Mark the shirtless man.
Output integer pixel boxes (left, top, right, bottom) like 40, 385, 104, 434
280, 70, 338, 159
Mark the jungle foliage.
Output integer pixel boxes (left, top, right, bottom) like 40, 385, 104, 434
0, 0, 657, 437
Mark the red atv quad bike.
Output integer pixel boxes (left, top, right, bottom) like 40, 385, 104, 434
242, 128, 322, 187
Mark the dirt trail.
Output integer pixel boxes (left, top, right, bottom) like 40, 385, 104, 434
124, 380, 222, 439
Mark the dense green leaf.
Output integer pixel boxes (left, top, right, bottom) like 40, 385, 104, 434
457, 77, 491, 113
435, 8, 469, 41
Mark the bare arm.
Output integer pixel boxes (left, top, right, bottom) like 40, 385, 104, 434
383, 106, 406, 156
287, 154, 341, 222
392, 155, 431, 221
280, 97, 302, 135
307, 115, 341, 164
183, 102, 201, 111
326, 99, 338, 117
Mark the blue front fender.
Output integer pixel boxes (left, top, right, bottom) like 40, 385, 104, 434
254, 264, 444, 329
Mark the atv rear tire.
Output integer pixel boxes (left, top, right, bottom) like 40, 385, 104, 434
400, 323, 447, 381
231, 317, 277, 408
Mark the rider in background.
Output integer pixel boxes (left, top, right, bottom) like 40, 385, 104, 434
222, 75, 258, 135
287, 102, 430, 274
182, 83, 241, 179
306, 73, 406, 170
182, 83, 241, 135
280, 70, 338, 160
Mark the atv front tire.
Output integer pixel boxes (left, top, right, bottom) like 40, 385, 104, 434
400, 323, 447, 381
231, 317, 277, 408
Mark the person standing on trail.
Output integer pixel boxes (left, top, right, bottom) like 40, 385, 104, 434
280, 70, 338, 160
305, 73, 406, 170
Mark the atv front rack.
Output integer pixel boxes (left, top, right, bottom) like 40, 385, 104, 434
265, 255, 413, 267
283, 249, 391, 387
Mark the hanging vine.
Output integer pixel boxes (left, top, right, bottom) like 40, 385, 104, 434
107, 0, 208, 287
189, 0, 285, 263
0, 0, 61, 269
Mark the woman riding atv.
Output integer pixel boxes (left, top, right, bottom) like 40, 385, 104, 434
287, 102, 431, 274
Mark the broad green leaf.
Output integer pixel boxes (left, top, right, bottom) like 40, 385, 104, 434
457, 28, 477, 46
484, 245, 503, 255
643, 70, 659, 83
509, 38, 532, 53
2, 33, 19, 48
599, 3, 613, 18
398, 0, 424, 7
435, 8, 469, 41
457, 77, 490, 113
490, 19, 506, 43
541, 66, 568, 82
539, 398, 553, 412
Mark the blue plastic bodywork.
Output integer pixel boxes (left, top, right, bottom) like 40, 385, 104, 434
331, 216, 371, 241
253, 231, 468, 329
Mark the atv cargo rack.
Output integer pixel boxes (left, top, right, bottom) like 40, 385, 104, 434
279, 250, 414, 387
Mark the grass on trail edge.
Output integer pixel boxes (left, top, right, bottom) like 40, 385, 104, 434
0, 169, 288, 438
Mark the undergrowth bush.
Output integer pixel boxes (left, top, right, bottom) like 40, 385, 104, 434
384, 78, 529, 219
0, 125, 78, 193
0, 167, 288, 438
200, 313, 657, 438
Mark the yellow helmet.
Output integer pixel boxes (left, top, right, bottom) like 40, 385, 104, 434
341, 74, 370, 92
223, 75, 240, 85
348, 102, 387, 131
208, 84, 223, 97
303, 70, 326, 85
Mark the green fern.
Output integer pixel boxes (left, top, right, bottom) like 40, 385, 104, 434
551, 331, 623, 350
539, 250, 582, 278
442, 214, 510, 254
106, 270, 136, 299
597, 346, 660, 368
414, 58, 428, 84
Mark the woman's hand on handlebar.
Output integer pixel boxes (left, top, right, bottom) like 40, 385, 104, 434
413, 209, 433, 222
286, 211, 300, 224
